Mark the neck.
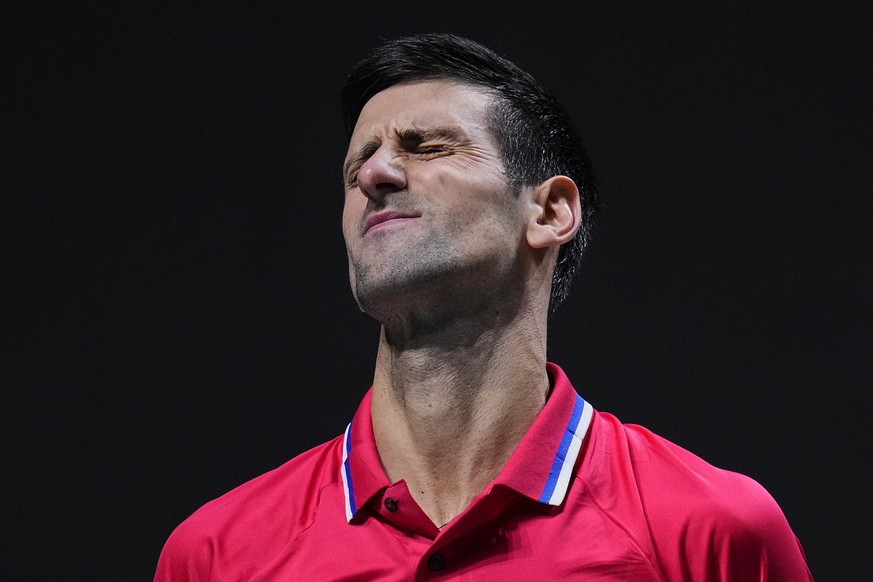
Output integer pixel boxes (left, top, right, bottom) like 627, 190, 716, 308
370, 300, 550, 528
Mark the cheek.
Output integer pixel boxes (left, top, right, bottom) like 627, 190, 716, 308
342, 196, 363, 241
453, 179, 521, 230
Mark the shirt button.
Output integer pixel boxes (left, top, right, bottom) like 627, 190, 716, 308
427, 552, 445, 571
384, 497, 398, 512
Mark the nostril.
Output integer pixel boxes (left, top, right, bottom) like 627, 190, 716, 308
376, 181, 399, 192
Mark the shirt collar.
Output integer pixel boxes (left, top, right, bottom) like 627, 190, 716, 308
340, 362, 595, 522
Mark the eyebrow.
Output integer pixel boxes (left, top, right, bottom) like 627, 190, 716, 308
343, 125, 468, 179
394, 125, 466, 145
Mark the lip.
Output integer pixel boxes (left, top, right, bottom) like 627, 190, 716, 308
363, 210, 420, 235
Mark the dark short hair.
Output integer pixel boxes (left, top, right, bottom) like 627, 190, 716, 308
342, 33, 599, 314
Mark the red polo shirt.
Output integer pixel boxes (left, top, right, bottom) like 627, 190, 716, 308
155, 364, 812, 580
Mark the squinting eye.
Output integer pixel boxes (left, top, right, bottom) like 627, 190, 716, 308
415, 145, 447, 155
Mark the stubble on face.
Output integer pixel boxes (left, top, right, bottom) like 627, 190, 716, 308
349, 201, 493, 312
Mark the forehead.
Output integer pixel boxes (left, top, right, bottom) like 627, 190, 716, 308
349, 81, 494, 145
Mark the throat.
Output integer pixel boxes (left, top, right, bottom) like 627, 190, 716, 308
370, 348, 550, 531
368, 294, 551, 532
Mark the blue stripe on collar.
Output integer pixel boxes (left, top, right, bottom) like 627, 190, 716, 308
341, 422, 357, 521
539, 394, 593, 505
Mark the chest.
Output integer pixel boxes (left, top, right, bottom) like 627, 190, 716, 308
247, 494, 661, 581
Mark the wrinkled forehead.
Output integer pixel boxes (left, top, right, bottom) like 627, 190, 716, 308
347, 81, 496, 148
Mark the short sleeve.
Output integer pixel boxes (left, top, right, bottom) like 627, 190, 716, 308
153, 519, 213, 582
677, 476, 813, 581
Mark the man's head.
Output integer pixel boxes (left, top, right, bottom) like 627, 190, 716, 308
342, 33, 598, 317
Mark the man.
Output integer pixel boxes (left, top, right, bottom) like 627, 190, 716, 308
155, 34, 812, 580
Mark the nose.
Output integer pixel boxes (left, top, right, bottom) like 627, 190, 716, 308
356, 146, 407, 201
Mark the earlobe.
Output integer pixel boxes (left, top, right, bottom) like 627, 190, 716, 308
526, 176, 581, 249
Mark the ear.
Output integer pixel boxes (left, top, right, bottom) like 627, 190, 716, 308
525, 175, 581, 249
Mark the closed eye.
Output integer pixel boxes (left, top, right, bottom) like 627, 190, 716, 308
342, 162, 360, 188
343, 139, 381, 188
413, 144, 449, 155
396, 126, 466, 157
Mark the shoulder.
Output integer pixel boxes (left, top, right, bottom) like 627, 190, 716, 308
154, 435, 344, 581
587, 413, 812, 580
620, 421, 786, 530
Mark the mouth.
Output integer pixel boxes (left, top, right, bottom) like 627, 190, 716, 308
363, 210, 421, 235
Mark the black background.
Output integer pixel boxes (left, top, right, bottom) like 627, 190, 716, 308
5, 2, 871, 580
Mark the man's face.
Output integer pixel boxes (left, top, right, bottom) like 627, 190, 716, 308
342, 81, 528, 320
